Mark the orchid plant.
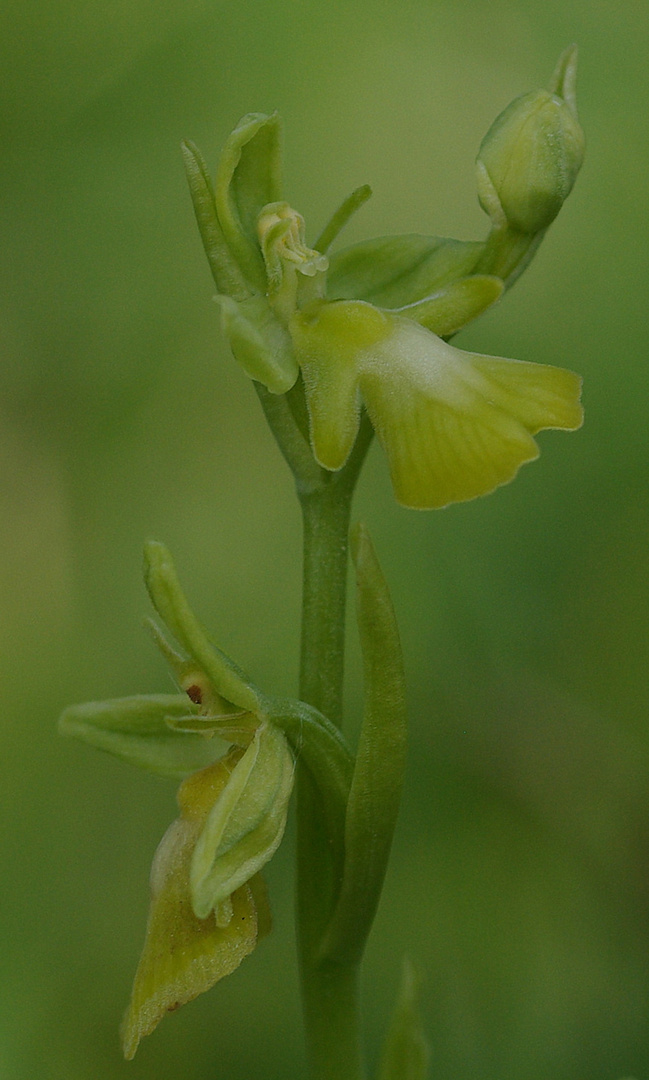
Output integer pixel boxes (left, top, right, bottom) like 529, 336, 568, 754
60, 46, 585, 1080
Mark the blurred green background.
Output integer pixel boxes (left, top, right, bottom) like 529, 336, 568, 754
2, 1, 648, 1077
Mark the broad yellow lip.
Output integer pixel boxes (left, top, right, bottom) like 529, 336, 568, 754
291, 300, 582, 509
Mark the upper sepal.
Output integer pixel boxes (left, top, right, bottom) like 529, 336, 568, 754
214, 112, 282, 291
181, 139, 249, 300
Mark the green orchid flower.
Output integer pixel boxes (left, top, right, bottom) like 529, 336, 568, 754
60, 540, 357, 1057
62, 541, 296, 1058
184, 46, 584, 511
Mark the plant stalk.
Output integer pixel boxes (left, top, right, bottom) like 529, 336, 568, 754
296, 475, 365, 1080
259, 383, 373, 1080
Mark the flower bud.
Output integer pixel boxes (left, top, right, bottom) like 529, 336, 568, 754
476, 46, 585, 234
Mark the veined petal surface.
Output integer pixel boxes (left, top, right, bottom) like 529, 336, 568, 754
290, 300, 582, 510
358, 317, 582, 508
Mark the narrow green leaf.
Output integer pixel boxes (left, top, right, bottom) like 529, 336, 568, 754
327, 234, 484, 308
214, 112, 282, 291
181, 139, 249, 300
143, 541, 263, 716
314, 184, 373, 254
378, 958, 429, 1080
271, 697, 354, 857
320, 522, 407, 963
59, 695, 226, 778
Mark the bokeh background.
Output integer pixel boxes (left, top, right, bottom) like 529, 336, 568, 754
2, 1, 648, 1077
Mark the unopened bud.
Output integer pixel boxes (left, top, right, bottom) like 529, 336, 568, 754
476, 46, 584, 234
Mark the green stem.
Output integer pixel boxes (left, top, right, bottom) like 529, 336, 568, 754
260, 385, 373, 1080
299, 479, 354, 725
475, 223, 546, 288
297, 475, 364, 1080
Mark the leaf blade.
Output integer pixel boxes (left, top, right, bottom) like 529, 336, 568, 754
321, 522, 407, 962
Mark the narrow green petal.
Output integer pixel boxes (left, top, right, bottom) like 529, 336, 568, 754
358, 318, 582, 509
547, 43, 579, 117
143, 541, 264, 715
58, 695, 224, 778
314, 184, 372, 254
327, 234, 484, 308
166, 712, 259, 748
121, 752, 264, 1059
190, 724, 294, 919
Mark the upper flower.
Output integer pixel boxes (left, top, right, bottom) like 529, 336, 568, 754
183, 47, 584, 509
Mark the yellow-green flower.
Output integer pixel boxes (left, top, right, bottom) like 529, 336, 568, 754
184, 49, 585, 512
62, 542, 297, 1059
290, 299, 582, 509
